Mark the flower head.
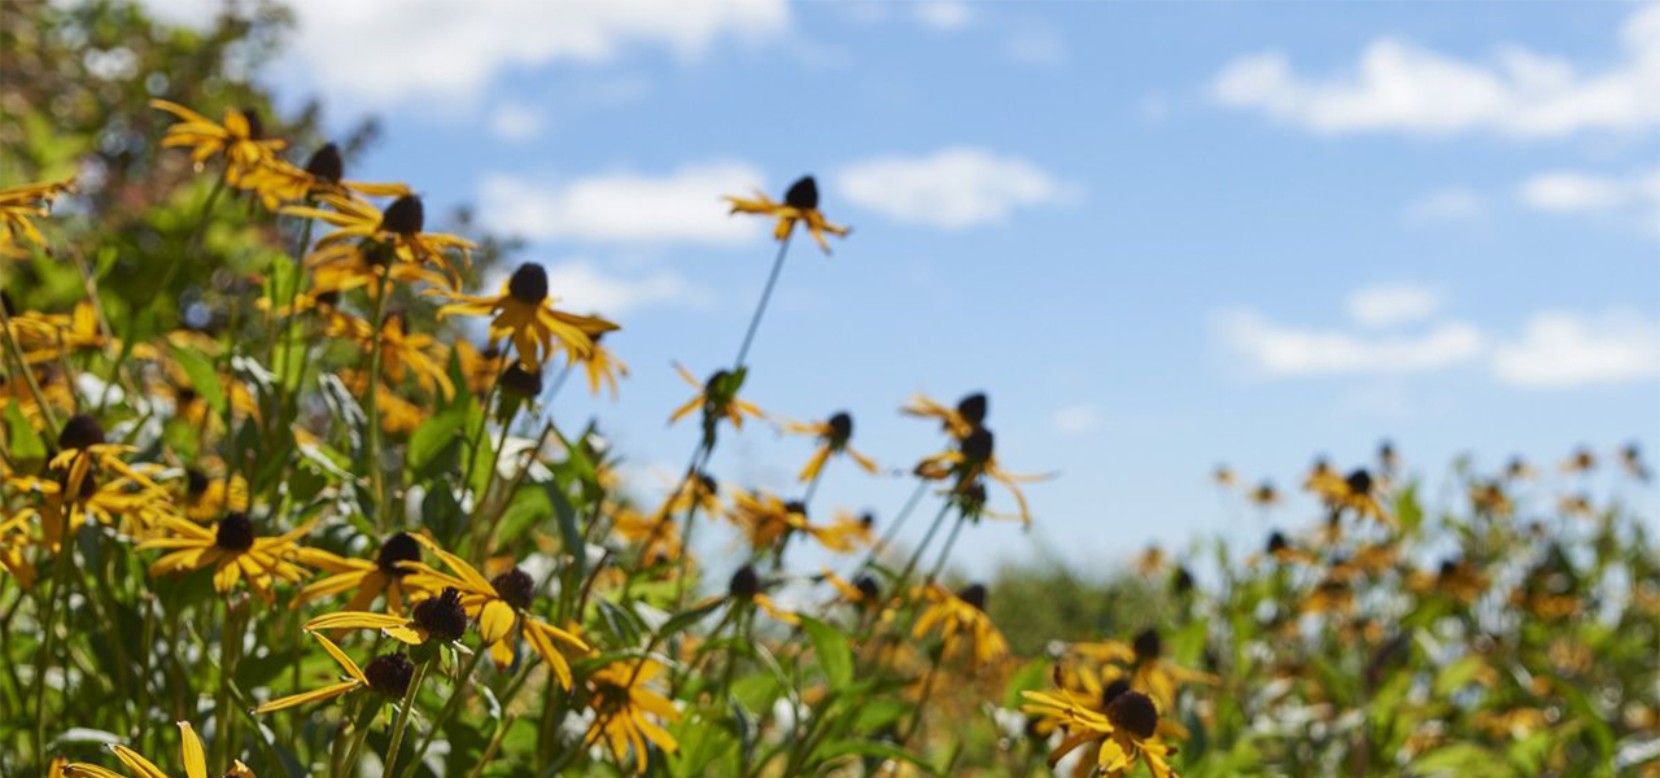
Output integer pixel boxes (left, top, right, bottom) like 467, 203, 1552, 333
725, 175, 850, 253
0, 178, 75, 259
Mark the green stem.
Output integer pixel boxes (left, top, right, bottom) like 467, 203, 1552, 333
380, 654, 432, 777
405, 646, 487, 776
0, 300, 60, 434
924, 514, 968, 584
894, 501, 953, 592
32, 505, 75, 764
733, 234, 793, 371
365, 263, 394, 530
856, 479, 929, 573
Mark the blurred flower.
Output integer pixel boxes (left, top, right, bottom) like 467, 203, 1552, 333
584, 658, 681, 773
151, 99, 284, 186
903, 392, 984, 442
288, 193, 473, 291
437, 262, 618, 370
237, 142, 409, 209
914, 583, 1008, 669
786, 411, 879, 482
726, 175, 850, 254
0, 178, 74, 259
140, 513, 311, 602
61, 721, 253, 778
1021, 688, 1179, 778
669, 365, 764, 430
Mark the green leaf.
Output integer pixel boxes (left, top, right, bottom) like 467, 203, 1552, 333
656, 597, 724, 641
799, 615, 853, 691
169, 343, 226, 414
4, 402, 46, 463
407, 402, 468, 475
815, 740, 937, 775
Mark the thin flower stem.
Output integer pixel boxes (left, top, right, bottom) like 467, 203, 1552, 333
855, 479, 930, 574
463, 714, 516, 778
0, 301, 59, 434
732, 234, 793, 371
405, 646, 487, 777
671, 443, 715, 609
273, 196, 317, 424
32, 507, 75, 764
214, 597, 240, 767
895, 501, 954, 590
365, 263, 394, 530
925, 514, 968, 584
900, 648, 945, 746
380, 654, 432, 777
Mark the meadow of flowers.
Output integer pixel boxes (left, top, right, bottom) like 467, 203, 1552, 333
1, 5, 1657, 777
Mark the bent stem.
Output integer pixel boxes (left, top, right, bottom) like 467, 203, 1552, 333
733, 234, 794, 371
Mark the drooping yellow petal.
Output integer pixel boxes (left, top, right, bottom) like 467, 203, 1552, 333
252, 680, 362, 714
178, 722, 208, 778
477, 598, 516, 645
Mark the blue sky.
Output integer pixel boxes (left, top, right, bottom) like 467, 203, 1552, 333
159, 0, 1659, 575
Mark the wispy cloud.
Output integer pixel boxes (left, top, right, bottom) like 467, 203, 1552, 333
1493, 310, 1660, 388
478, 163, 765, 245
1402, 187, 1488, 227
1214, 309, 1485, 378
834, 147, 1074, 229
914, 0, 974, 31
1005, 25, 1068, 68
1050, 404, 1103, 437
1346, 283, 1444, 329
539, 259, 714, 315
488, 102, 546, 142
1519, 167, 1660, 213
1211, 4, 1660, 138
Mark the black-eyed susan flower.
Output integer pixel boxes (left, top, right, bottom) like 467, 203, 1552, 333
730, 490, 861, 554
306, 585, 471, 645
914, 426, 1046, 525
1407, 558, 1488, 604
1562, 446, 1596, 474
1211, 464, 1236, 488
60, 721, 254, 778
7, 415, 175, 547
583, 658, 681, 773
821, 567, 881, 610
725, 175, 849, 254
151, 99, 284, 186
1073, 628, 1215, 712
253, 631, 412, 713
611, 505, 683, 567
1021, 688, 1180, 778
718, 563, 799, 625
399, 538, 589, 683
288, 192, 473, 291
437, 262, 619, 370
140, 513, 311, 602
0, 178, 74, 258
329, 312, 454, 399
292, 531, 424, 614
1324, 469, 1387, 524
236, 142, 410, 209
455, 340, 507, 396
668, 364, 764, 431
177, 466, 249, 522
1504, 455, 1537, 481
786, 411, 879, 482
913, 582, 1009, 669
0, 513, 36, 589
1248, 481, 1281, 507
903, 391, 984, 442
574, 330, 629, 399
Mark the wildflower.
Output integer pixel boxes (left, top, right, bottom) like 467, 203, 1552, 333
913, 583, 1009, 669
577, 330, 629, 399
1021, 688, 1180, 778
721, 563, 799, 624
0, 178, 75, 258
1621, 442, 1651, 481
1247, 481, 1280, 507
306, 585, 472, 645
612, 505, 682, 566
330, 312, 455, 399
1504, 456, 1537, 481
584, 658, 681, 773
786, 411, 879, 482
821, 567, 881, 609
151, 99, 284, 186
236, 142, 409, 209
288, 192, 474, 291
1328, 469, 1387, 524
292, 531, 424, 614
1469, 480, 1513, 517
456, 341, 507, 395
1408, 559, 1488, 604
1211, 464, 1236, 487
177, 467, 249, 522
669, 364, 764, 430
0, 514, 36, 589
914, 425, 1046, 525
730, 490, 861, 554
1562, 446, 1596, 473
253, 632, 411, 713
1300, 577, 1354, 615
725, 175, 850, 253
140, 513, 311, 602
902, 391, 984, 441
399, 537, 588, 683
60, 721, 254, 778
1135, 546, 1166, 576
437, 262, 619, 369
1262, 530, 1314, 565
1074, 628, 1214, 711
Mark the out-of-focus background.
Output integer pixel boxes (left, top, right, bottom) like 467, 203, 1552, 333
6, 0, 1657, 585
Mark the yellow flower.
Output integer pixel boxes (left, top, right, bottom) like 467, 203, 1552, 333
725, 176, 850, 254
730, 489, 861, 554
10, 301, 107, 365
1021, 688, 1180, 778
584, 658, 681, 773
1073, 629, 1216, 713
913, 583, 1008, 669
720, 563, 799, 625
286, 192, 473, 291
1211, 464, 1236, 487
235, 142, 409, 209
0, 178, 74, 258
785, 411, 879, 482
329, 312, 455, 399
61, 721, 255, 778
821, 567, 882, 610
0, 512, 36, 589
292, 531, 424, 615
668, 364, 764, 430
914, 426, 1047, 525
177, 467, 249, 522
902, 392, 984, 442
140, 513, 311, 603
1248, 480, 1281, 507
253, 631, 413, 713
577, 330, 629, 399
150, 99, 284, 186
7, 415, 174, 548
339, 368, 429, 434
306, 585, 471, 645
436, 262, 617, 369
455, 340, 508, 396
398, 536, 589, 685
1562, 446, 1596, 473
611, 505, 683, 567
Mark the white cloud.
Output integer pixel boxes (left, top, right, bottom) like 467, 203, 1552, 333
144, 0, 791, 104
834, 147, 1073, 229
478, 162, 765, 245
1211, 4, 1660, 138
914, 0, 973, 31
1215, 309, 1485, 378
1492, 311, 1660, 388
1005, 27, 1068, 67
488, 102, 546, 142
1403, 187, 1488, 227
1050, 404, 1103, 437
1346, 283, 1444, 328
540, 259, 714, 315
1518, 167, 1660, 213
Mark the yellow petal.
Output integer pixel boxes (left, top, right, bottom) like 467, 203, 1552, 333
252, 680, 362, 714
477, 599, 516, 645
178, 722, 208, 778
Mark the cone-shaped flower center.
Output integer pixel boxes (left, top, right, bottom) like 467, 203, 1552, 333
728, 565, 759, 599
1101, 678, 1131, 708
1132, 628, 1162, 662
961, 426, 994, 463
58, 414, 106, 450
491, 567, 535, 610
854, 574, 880, 603
413, 587, 469, 642
1266, 531, 1289, 554
240, 107, 264, 140
499, 363, 543, 398
215, 512, 256, 552
364, 653, 415, 697
376, 532, 422, 577
958, 583, 988, 611
957, 392, 988, 426
380, 194, 425, 236
304, 143, 343, 183
185, 468, 210, 497
1104, 690, 1159, 740
1345, 469, 1373, 496
827, 411, 853, 443
784, 176, 819, 209
507, 263, 549, 304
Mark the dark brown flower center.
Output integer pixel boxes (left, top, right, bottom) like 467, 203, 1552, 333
784, 175, 819, 209
412, 587, 469, 642
827, 411, 853, 443
1345, 468, 1373, 496
956, 392, 988, 426
240, 107, 264, 140
215, 512, 256, 552
1266, 531, 1289, 554
376, 532, 422, 577
364, 652, 415, 697
499, 363, 543, 399
185, 468, 210, 497
854, 574, 880, 603
380, 194, 425, 235
1104, 690, 1159, 740
961, 426, 994, 463
507, 263, 549, 304
1101, 678, 1131, 708
728, 565, 759, 599
491, 567, 535, 610
304, 143, 344, 183
58, 414, 106, 451
957, 583, 988, 611
1132, 628, 1162, 662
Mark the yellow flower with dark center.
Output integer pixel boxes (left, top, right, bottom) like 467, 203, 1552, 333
730, 490, 861, 554
1504, 456, 1537, 481
236, 142, 410, 209
1212, 464, 1236, 487
0, 178, 74, 258
306, 585, 471, 645
253, 631, 412, 713
1407, 558, 1489, 604
60, 721, 255, 778
1300, 577, 1355, 615
1021, 688, 1180, 778
1261, 530, 1315, 566
396, 535, 589, 683
292, 531, 424, 615
914, 426, 1046, 525
140, 513, 311, 603
0, 513, 37, 589
7, 415, 174, 548
1325, 468, 1388, 524
338, 368, 429, 434
455, 340, 507, 396
1562, 446, 1596, 473
584, 658, 681, 773
913, 583, 1008, 669
1073, 628, 1216, 712
821, 567, 882, 611
177, 466, 249, 522
725, 175, 850, 254
438, 262, 618, 369
151, 99, 284, 186
902, 391, 985, 441
287, 192, 473, 291
9, 302, 107, 365
1303, 457, 1342, 495
1248, 480, 1281, 507
611, 505, 683, 566
575, 330, 629, 399
786, 411, 879, 482
668, 364, 764, 430
1469, 480, 1513, 517
719, 563, 798, 625
329, 312, 454, 399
